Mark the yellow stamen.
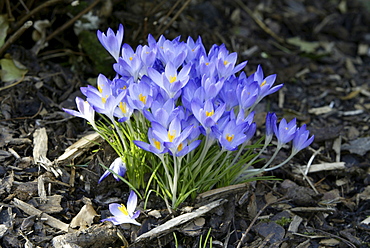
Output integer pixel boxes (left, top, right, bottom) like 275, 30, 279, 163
260, 80, 266, 87
153, 138, 161, 150
122, 85, 127, 90
118, 204, 129, 216
101, 97, 107, 103
98, 85, 104, 93
226, 134, 234, 142
168, 130, 176, 142
205, 110, 214, 117
205, 62, 210, 66
169, 75, 177, 83
119, 102, 127, 114
139, 93, 147, 104
223, 60, 228, 65
177, 143, 183, 152
129, 56, 133, 61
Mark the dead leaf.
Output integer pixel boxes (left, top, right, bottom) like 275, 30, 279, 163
0, 58, 28, 82
341, 137, 370, 156
70, 204, 98, 230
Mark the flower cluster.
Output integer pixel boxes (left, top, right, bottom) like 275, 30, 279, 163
64, 24, 314, 213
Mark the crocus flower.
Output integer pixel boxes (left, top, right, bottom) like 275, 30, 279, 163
236, 81, 260, 111
265, 112, 277, 144
114, 96, 134, 123
101, 190, 141, 226
97, 24, 124, 62
201, 75, 224, 100
274, 118, 297, 147
63, 97, 97, 130
215, 118, 249, 151
174, 139, 201, 157
252, 65, 283, 102
185, 36, 206, 63
191, 99, 226, 133
148, 62, 191, 99
114, 44, 144, 81
292, 124, 314, 154
218, 75, 239, 111
134, 127, 169, 155
143, 98, 179, 128
98, 157, 127, 184
126, 76, 156, 110
151, 117, 195, 156
198, 55, 216, 79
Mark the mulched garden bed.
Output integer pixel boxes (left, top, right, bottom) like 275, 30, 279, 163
1, 0, 370, 247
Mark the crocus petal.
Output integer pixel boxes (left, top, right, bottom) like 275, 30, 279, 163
126, 190, 138, 215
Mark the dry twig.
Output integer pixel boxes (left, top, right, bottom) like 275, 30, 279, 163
236, 197, 287, 248
234, 0, 285, 44
155, 0, 192, 39
0, 21, 33, 57
46, 0, 101, 42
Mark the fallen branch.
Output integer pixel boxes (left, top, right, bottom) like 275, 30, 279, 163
135, 198, 227, 242
12, 198, 70, 232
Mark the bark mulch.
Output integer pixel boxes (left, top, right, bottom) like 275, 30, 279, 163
1, 0, 370, 247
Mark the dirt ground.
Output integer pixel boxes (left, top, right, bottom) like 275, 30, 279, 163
1, 0, 370, 247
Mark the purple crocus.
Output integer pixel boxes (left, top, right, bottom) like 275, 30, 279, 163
218, 75, 239, 111
215, 119, 249, 151
265, 112, 277, 144
292, 124, 314, 154
148, 62, 191, 99
236, 81, 260, 111
114, 96, 134, 122
101, 190, 141, 226
83, 74, 126, 122
252, 65, 283, 102
274, 118, 297, 146
143, 98, 179, 128
114, 44, 143, 81
201, 75, 224, 100
151, 117, 196, 156
63, 97, 97, 130
126, 76, 155, 110
98, 157, 127, 184
97, 24, 124, 62
191, 99, 226, 133
134, 127, 169, 155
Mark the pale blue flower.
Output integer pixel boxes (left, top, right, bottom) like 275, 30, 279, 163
101, 191, 141, 226
63, 97, 97, 130
97, 24, 124, 62
98, 157, 127, 184
274, 118, 297, 146
292, 124, 314, 154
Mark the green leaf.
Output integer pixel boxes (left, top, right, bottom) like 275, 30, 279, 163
286, 37, 320, 54
0, 14, 9, 48
0, 58, 28, 82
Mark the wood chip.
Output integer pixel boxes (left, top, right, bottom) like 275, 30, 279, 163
196, 182, 249, 201
12, 198, 70, 232
292, 162, 345, 174
288, 215, 303, 233
52, 222, 120, 248
135, 199, 227, 242
290, 207, 336, 213
56, 132, 102, 165
308, 105, 334, 115
33, 127, 48, 163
